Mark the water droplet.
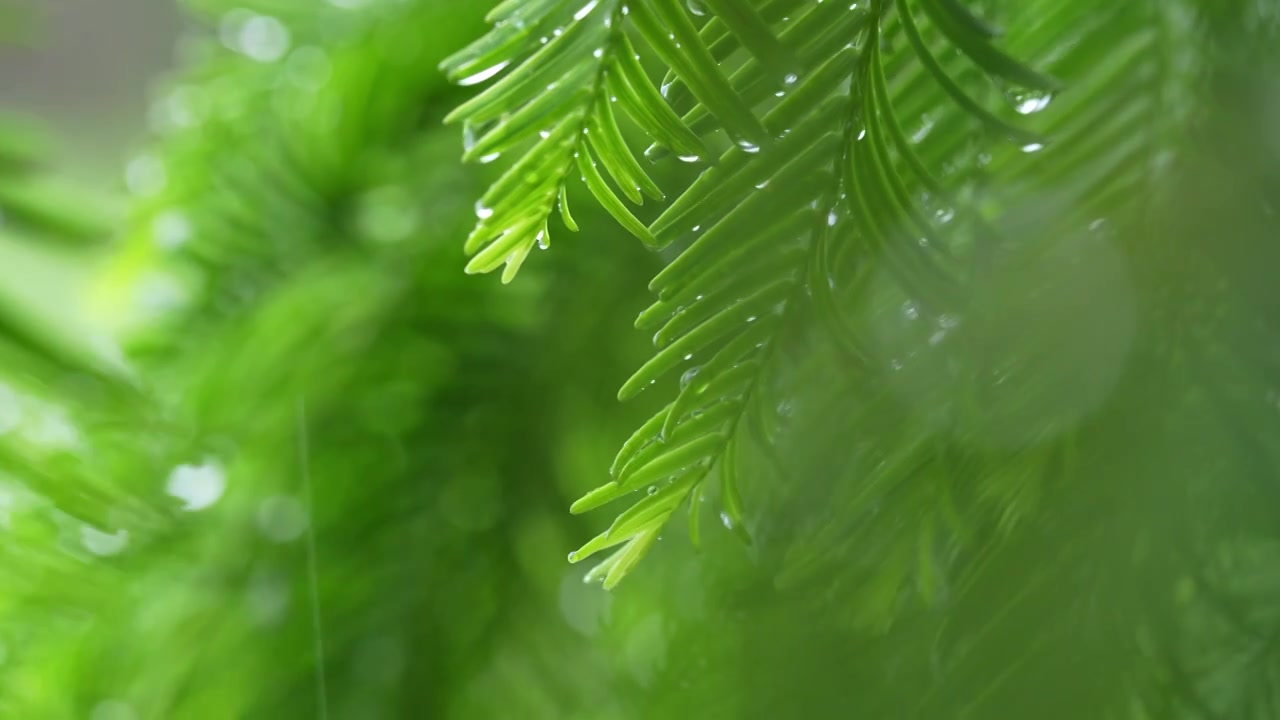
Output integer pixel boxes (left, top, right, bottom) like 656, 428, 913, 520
166, 460, 226, 512
592, 47, 604, 59
537, 231, 549, 249
677, 154, 701, 163
691, 225, 702, 233
286, 46, 332, 90
738, 140, 760, 153
720, 512, 734, 530
902, 301, 919, 320
462, 122, 478, 152
686, 0, 707, 15
152, 210, 192, 250
568, 551, 579, 562
680, 366, 700, 390
934, 207, 955, 224
647, 485, 660, 495
134, 272, 189, 317
746, 315, 758, 323
784, 73, 799, 86
1021, 142, 1044, 154
755, 180, 770, 190
226, 12, 291, 63
1012, 91, 1053, 115
475, 202, 494, 220
256, 495, 308, 543
125, 155, 167, 196
827, 209, 839, 226
478, 152, 501, 164
856, 128, 866, 141
81, 526, 129, 557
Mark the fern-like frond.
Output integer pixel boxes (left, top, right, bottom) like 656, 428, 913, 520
445, 0, 1213, 593
441, 0, 792, 282
562, 0, 1063, 587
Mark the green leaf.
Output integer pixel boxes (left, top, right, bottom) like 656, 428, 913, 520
629, 0, 769, 146
575, 142, 657, 247
701, 0, 797, 77
915, 0, 1063, 92
617, 431, 723, 490
607, 35, 708, 160
895, 0, 1045, 145
586, 93, 664, 203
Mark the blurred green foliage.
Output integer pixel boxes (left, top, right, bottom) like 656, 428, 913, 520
0, 0, 1278, 718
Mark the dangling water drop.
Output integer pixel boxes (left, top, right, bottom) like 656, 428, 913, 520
677, 154, 701, 163
1021, 142, 1044, 153
475, 201, 494, 220
1011, 90, 1053, 115
686, 0, 707, 15
479, 152, 501, 164
738, 140, 760, 154
680, 366, 700, 391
